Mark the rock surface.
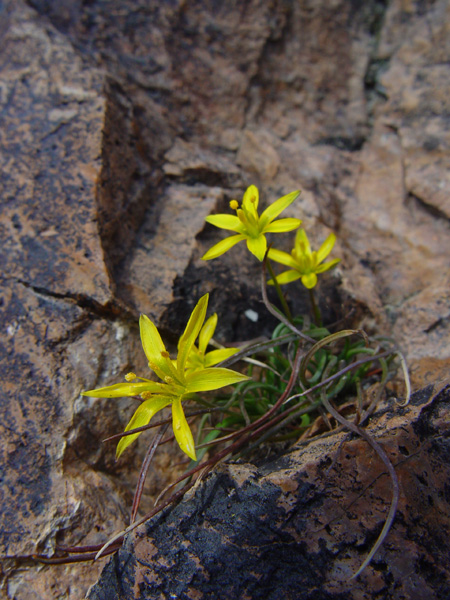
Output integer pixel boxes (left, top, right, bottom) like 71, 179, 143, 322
0, 0, 449, 598
87, 385, 450, 600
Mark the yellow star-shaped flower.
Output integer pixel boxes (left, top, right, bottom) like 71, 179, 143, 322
202, 185, 301, 261
268, 229, 340, 289
82, 294, 248, 460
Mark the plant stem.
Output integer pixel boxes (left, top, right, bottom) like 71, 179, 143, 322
267, 259, 293, 321
308, 288, 322, 326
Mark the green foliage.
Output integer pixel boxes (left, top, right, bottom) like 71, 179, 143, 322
193, 316, 396, 459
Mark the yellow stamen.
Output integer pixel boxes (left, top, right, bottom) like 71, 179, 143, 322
161, 351, 170, 359
141, 391, 152, 400
165, 376, 174, 384
125, 372, 137, 382
230, 200, 239, 210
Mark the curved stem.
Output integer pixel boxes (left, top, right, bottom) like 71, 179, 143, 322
319, 391, 399, 579
130, 424, 169, 524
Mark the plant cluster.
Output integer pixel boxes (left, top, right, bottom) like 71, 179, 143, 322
36, 185, 409, 577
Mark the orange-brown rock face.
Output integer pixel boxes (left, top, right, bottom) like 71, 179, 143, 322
1, 0, 449, 598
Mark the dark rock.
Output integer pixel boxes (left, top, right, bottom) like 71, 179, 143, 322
88, 385, 450, 599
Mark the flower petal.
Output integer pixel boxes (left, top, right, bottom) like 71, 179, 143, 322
301, 272, 318, 289
205, 214, 243, 232
172, 396, 196, 460
260, 190, 300, 228
185, 367, 249, 393
177, 294, 208, 372
82, 381, 165, 398
204, 347, 239, 367
316, 233, 336, 263
116, 395, 172, 459
295, 229, 311, 256
246, 234, 267, 261
198, 313, 217, 356
139, 314, 176, 381
202, 234, 246, 260
263, 218, 301, 233
242, 185, 259, 214
315, 258, 340, 273
267, 248, 298, 269
271, 270, 302, 285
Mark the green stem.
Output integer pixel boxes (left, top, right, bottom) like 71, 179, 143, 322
308, 288, 322, 326
267, 260, 293, 322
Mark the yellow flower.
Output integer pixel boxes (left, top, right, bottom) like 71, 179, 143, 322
202, 185, 301, 261
268, 229, 340, 289
185, 313, 239, 372
82, 294, 248, 461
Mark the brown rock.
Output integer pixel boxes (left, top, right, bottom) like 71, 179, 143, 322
1, 0, 449, 598
0, 1, 111, 304
87, 385, 450, 600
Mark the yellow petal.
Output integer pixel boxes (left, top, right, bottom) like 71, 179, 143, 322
295, 229, 312, 257
315, 258, 340, 273
202, 234, 246, 260
316, 233, 336, 263
263, 218, 301, 233
301, 272, 318, 289
116, 396, 172, 459
273, 270, 302, 285
205, 214, 243, 232
177, 294, 208, 372
246, 235, 267, 261
172, 396, 196, 460
267, 248, 298, 269
198, 313, 217, 356
185, 367, 249, 393
259, 190, 300, 228
139, 315, 174, 381
204, 347, 239, 367
242, 185, 259, 214
82, 381, 165, 398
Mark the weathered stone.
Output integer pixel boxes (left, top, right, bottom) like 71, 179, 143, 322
87, 385, 450, 600
1, 0, 450, 598
0, 0, 111, 305
114, 183, 227, 318
0, 277, 130, 597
